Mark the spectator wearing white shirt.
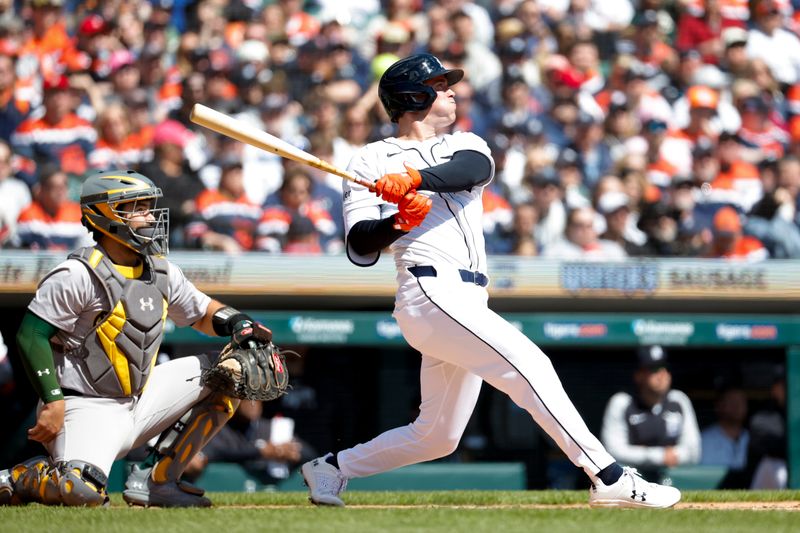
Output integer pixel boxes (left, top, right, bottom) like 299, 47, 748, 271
528, 169, 567, 251
435, 0, 494, 48
746, 0, 800, 86
541, 205, 627, 260
0, 139, 31, 246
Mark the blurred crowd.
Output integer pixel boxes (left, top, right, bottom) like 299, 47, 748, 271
2, 0, 800, 259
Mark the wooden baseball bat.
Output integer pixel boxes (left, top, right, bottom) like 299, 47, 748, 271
189, 103, 375, 191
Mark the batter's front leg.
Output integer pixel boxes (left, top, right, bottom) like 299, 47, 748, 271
337, 356, 482, 479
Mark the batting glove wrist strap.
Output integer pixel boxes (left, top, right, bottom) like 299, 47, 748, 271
211, 306, 250, 337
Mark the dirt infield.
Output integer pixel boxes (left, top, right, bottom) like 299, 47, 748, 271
675, 501, 800, 511
220, 501, 800, 511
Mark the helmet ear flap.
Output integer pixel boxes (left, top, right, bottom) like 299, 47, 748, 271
378, 53, 462, 123
381, 83, 438, 122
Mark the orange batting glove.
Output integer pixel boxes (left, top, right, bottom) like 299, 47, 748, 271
393, 191, 432, 231
375, 163, 422, 204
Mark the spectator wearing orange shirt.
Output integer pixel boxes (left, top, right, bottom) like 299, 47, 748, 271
187, 162, 261, 253
16, 0, 87, 82
709, 132, 763, 211
89, 103, 153, 170
633, 10, 678, 73
256, 168, 340, 253
0, 53, 29, 143
659, 86, 718, 180
10, 74, 96, 186
13, 164, 91, 250
705, 206, 768, 260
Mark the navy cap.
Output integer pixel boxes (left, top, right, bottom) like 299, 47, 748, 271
637, 345, 669, 370
528, 167, 561, 188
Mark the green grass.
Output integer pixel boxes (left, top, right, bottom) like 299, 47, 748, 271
2, 491, 798, 533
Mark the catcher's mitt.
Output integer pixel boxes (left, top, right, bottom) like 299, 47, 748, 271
201, 341, 290, 401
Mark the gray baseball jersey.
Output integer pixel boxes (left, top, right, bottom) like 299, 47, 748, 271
28, 259, 210, 395
344, 131, 494, 273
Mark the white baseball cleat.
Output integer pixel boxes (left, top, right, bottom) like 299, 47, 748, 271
301, 453, 347, 507
589, 467, 681, 509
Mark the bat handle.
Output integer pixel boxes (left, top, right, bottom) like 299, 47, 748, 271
314, 159, 376, 192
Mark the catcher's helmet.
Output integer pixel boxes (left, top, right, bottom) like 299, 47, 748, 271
80, 169, 169, 255
378, 53, 464, 122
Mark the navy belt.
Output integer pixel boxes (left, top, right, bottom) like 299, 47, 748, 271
408, 265, 488, 287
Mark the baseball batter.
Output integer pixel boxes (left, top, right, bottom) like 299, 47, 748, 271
302, 54, 681, 509
0, 170, 273, 507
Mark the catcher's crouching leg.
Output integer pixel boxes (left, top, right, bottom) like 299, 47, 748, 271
123, 390, 239, 507
56, 460, 109, 506
0, 456, 51, 505
2, 457, 107, 506
8, 456, 59, 504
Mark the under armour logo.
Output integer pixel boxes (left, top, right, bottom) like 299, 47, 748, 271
0, 472, 8, 483
631, 490, 647, 502
37, 368, 50, 376
140, 297, 154, 312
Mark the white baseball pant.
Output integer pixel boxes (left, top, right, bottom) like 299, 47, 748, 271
42, 355, 210, 476
338, 265, 615, 480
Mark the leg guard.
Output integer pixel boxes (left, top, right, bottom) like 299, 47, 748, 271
57, 460, 109, 507
11, 456, 51, 504
0, 468, 19, 506
151, 392, 239, 483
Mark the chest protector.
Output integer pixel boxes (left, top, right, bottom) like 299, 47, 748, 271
68, 247, 170, 397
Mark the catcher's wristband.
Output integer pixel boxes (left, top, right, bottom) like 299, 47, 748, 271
211, 306, 251, 337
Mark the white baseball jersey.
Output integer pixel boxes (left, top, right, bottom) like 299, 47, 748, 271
343, 131, 494, 275
336, 131, 618, 482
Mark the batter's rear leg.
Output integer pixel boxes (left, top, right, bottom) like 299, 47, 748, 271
302, 357, 482, 506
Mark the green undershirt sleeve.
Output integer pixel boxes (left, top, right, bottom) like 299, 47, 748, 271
16, 311, 63, 403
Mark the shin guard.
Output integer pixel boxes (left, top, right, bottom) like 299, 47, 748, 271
12, 456, 51, 504
151, 392, 239, 483
58, 460, 109, 506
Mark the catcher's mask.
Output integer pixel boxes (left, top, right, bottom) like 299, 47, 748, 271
80, 170, 169, 255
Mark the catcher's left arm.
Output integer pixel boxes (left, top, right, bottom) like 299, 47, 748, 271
202, 340, 291, 401
197, 304, 291, 401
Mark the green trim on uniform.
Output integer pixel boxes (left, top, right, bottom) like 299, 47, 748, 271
16, 311, 62, 403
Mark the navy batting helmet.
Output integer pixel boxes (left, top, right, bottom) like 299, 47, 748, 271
378, 54, 464, 122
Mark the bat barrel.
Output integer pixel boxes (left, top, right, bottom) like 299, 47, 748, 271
190, 104, 375, 191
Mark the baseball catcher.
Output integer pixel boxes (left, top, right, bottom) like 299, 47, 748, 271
0, 170, 287, 508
